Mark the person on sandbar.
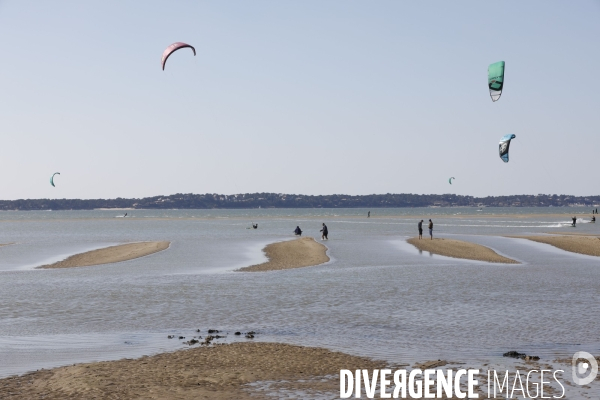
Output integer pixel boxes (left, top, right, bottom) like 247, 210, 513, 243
294, 226, 302, 236
418, 220, 423, 239
428, 219, 433, 239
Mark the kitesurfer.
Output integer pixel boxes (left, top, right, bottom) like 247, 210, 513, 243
418, 220, 424, 239
592, 216, 596, 223
368, 211, 370, 218
252, 223, 258, 229
320, 223, 328, 240
428, 219, 433, 239
124, 213, 127, 217
294, 226, 302, 236
572, 217, 577, 227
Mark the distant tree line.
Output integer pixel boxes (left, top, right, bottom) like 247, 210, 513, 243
0, 193, 599, 211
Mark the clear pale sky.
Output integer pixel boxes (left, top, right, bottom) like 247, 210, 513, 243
1, 1, 598, 200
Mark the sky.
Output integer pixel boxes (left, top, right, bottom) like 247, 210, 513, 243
0, 1, 599, 200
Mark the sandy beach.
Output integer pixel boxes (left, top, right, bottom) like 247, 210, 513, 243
510, 235, 600, 257
0, 342, 387, 400
407, 237, 519, 263
37, 241, 171, 269
239, 237, 329, 272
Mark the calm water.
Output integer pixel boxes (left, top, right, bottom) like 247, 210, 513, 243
0, 207, 598, 395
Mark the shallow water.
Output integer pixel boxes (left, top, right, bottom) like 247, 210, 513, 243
0, 207, 598, 397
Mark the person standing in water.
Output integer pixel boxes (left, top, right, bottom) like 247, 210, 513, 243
572, 216, 577, 227
368, 211, 370, 218
428, 219, 433, 239
294, 226, 302, 236
320, 223, 328, 240
418, 220, 423, 239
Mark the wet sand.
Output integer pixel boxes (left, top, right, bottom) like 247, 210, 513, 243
547, 231, 600, 237
239, 237, 329, 272
510, 235, 600, 257
407, 237, 519, 263
0, 342, 387, 400
37, 241, 170, 269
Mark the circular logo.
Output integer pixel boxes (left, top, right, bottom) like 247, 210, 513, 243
572, 351, 598, 386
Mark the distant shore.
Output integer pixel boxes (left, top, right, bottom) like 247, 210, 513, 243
37, 241, 170, 269
239, 237, 329, 272
407, 237, 519, 263
0, 191, 598, 211
0, 342, 387, 400
509, 235, 600, 257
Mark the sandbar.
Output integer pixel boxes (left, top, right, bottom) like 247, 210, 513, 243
509, 235, 600, 257
407, 237, 519, 263
239, 237, 329, 272
0, 342, 387, 400
37, 241, 170, 269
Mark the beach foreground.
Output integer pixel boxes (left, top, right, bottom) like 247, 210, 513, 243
238, 237, 329, 272
510, 235, 600, 257
0, 342, 386, 400
407, 237, 519, 263
37, 241, 171, 269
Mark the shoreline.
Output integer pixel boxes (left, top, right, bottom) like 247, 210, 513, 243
37, 241, 171, 269
0, 212, 596, 225
508, 235, 600, 257
238, 237, 329, 272
407, 237, 519, 263
0, 342, 387, 400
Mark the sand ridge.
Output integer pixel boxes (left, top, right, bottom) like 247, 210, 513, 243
37, 241, 171, 269
238, 236, 330, 272
0, 342, 389, 400
509, 235, 600, 257
407, 237, 519, 263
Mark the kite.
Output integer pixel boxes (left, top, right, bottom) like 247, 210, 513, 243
50, 172, 60, 187
449, 177, 455, 184
161, 42, 196, 70
488, 61, 505, 102
499, 134, 516, 163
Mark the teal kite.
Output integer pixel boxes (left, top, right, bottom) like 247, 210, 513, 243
50, 172, 60, 187
488, 61, 505, 102
449, 177, 455, 184
499, 134, 516, 163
